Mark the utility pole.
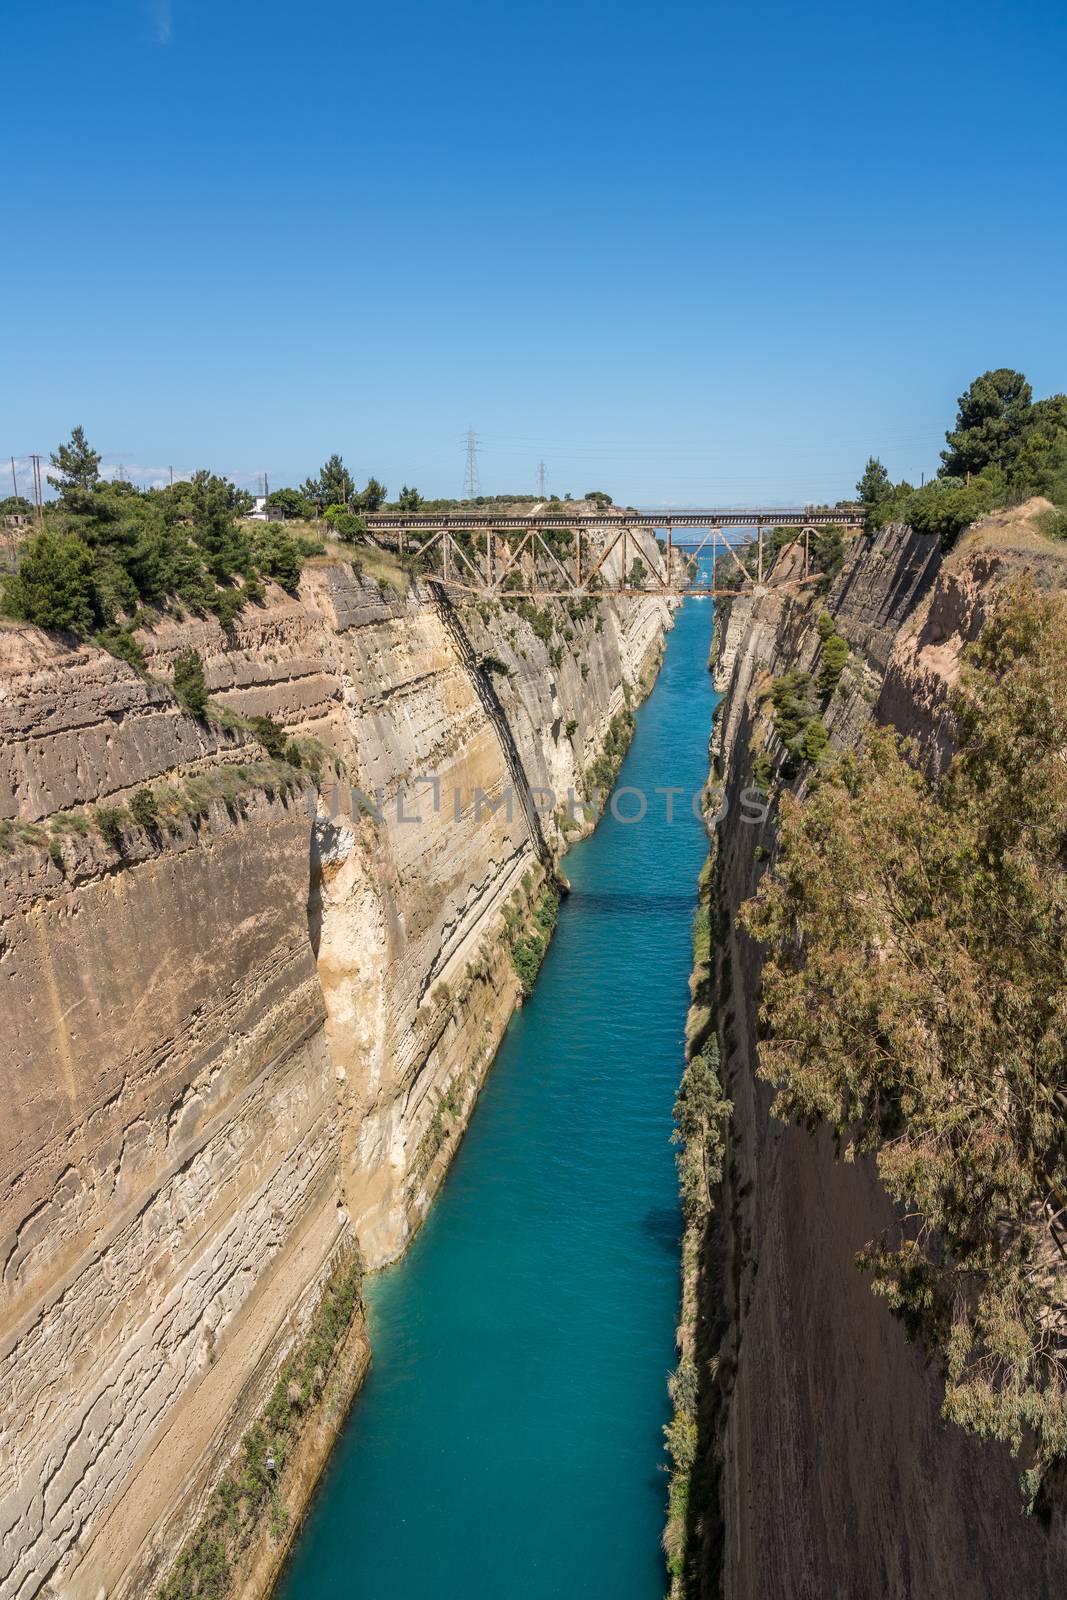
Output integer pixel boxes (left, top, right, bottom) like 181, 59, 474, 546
462, 425, 481, 499
169, 465, 174, 486
537, 460, 546, 500
10, 457, 17, 500
30, 455, 43, 527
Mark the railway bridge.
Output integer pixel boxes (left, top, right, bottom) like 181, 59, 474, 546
363, 507, 864, 599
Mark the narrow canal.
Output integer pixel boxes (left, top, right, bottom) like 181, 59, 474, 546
278, 593, 718, 1599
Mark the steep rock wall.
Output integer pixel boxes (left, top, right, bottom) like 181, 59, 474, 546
0, 560, 670, 1600
698, 509, 1067, 1600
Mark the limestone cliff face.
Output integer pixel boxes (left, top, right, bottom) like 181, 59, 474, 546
0, 560, 670, 1600
698, 506, 1067, 1600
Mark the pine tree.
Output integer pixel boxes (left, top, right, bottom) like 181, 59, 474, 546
939, 368, 1033, 478
856, 455, 891, 506
48, 426, 101, 494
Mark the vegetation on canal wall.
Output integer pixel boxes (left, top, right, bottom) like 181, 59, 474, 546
159, 1258, 364, 1600
663, 853, 731, 1596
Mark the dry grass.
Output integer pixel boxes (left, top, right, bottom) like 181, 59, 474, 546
283, 518, 409, 592
948, 497, 1067, 593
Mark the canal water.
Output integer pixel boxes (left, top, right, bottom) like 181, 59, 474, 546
277, 593, 717, 1599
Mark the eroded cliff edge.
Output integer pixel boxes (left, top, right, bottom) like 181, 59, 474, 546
681, 505, 1067, 1599
0, 557, 671, 1600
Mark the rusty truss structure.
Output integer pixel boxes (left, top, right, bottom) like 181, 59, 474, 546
363, 508, 864, 599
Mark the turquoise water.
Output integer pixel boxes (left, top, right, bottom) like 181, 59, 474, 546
278, 595, 717, 1600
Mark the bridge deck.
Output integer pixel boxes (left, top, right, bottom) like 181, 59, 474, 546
366, 507, 860, 532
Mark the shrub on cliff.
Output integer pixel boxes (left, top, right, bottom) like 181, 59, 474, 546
769, 671, 813, 745
799, 716, 829, 764
93, 806, 126, 849
815, 630, 849, 698
743, 583, 1067, 1501
509, 885, 560, 996
172, 648, 208, 718
673, 1038, 730, 1224
2, 530, 97, 632
130, 788, 159, 831
159, 1259, 363, 1600
250, 525, 313, 591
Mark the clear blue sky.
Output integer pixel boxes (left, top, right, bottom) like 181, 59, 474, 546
4, 0, 1065, 506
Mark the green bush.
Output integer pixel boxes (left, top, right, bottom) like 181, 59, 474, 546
323, 506, 366, 542
752, 749, 774, 791
3, 530, 96, 632
130, 788, 159, 830
903, 468, 1006, 547
249, 714, 287, 760
1038, 506, 1067, 541
800, 717, 830, 763
565, 718, 578, 738
511, 601, 554, 645
96, 624, 145, 670
769, 671, 813, 745
509, 885, 560, 996
93, 806, 126, 849
250, 526, 308, 591
815, 631, 849, 698
172, 648, 208, 717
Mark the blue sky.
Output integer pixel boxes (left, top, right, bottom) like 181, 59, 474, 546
3, 0, 1065, 505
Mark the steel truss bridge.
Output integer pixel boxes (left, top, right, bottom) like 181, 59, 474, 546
364, 508, 864, 599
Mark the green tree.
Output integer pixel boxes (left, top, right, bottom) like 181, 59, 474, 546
302, 455, 354, 507
47, 425, 101, 495
586, 490, 612, 508
251, 526, 304, 591
856, 456, 892, 507
3, 531, 97, 632
266, 487, 313, 520
358, 477, 387, 512
743, 583, 1067, 1500
939, 368, 1033, 478
172, 648, 208, 717
323, 507, 366, 542
170, 471, 255, 586
397, 484, 422, 512
815, 631, 849, 697
1011, 395, 1067, 502
799, 716, 829, 763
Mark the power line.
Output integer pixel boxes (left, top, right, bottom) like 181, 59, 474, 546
462, 425, 481, 498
